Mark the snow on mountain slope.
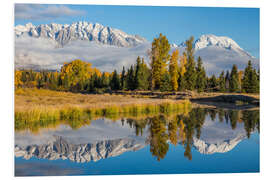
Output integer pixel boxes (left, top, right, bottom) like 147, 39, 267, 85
14, 23, 259, 75
15, 21, 147, 47
174, 34, 259, 75
192, 114, 248, 154
180, 34, 242, 51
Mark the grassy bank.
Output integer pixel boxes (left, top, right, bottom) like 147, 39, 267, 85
15, 88, 191, 130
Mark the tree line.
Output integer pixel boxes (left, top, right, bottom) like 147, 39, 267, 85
15, 33, 259, 94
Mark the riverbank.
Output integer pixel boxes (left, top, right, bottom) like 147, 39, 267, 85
15, 88, 191, 124
15, 88, 259, 112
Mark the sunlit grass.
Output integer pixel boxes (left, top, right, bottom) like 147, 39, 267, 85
15, 88, 192, 133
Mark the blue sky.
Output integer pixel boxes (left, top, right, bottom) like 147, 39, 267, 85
15, 4, 260, 58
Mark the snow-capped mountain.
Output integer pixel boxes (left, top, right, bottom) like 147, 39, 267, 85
193, 134, 246, 154
180, 34, 241, 50
14, 22, 259, 74
15, 21, 147, 47
15, 136, 145, 163
173, 34, 259, 74
178, 34, 254, 58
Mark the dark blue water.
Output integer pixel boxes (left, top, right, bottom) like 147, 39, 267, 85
14, 108, 260, 176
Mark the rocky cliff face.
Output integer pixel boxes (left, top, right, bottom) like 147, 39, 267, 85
15, 135, 145, 163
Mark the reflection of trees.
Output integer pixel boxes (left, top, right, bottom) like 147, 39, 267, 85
17, 107, 260, 161
181, 108, 207, 160
122, 108, 260, 161
218, 109, 225, 122
208, 109, 217, 121
168, 117, 178, 145
149, 115, 169, 161
228, 110, 239, 130
241, 110, 260, 138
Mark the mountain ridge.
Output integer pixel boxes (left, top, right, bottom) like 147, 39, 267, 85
14, 22, 259, 74
15, 21, 147, 47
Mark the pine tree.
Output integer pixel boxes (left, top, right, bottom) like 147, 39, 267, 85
195, 56, 206, 92
242, 61, 259, 93
169, 50, 179, 91
127, 65, 135, 90
134, 56, 150, 90
150, 33, 171, 90
250, 69, 259, 93
160, 71, 172, 92
208, 75, 218, 92
184, 36, 197, 90
218, 71, 226, 92
225, 70, 230, 92
120, 66, 126, 90
110, 70, 120, 90
101, 72, 110, 88
229, 64, 240, 92
135, 58, 150, 90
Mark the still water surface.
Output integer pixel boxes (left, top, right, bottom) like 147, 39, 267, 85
15, 108, 259, 176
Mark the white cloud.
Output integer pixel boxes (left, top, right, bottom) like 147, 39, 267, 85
15, 4, 85, 21
15, 37, 151, 72
15, 36, 259, 75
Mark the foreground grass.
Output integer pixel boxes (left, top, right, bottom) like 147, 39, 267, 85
15, 88, 191, 132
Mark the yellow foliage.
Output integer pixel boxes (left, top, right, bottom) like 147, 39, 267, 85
169, 50, 179, 91
179, 52, 187, 76
15, 70, 23, 88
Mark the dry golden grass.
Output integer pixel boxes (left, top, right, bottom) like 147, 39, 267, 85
15, 88, 190, 112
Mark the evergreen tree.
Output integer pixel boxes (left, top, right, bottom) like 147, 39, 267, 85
120, 66, 126, 90
225, 70, 230, 92
184, 36, 197, 90
126, 65, 135, 90
229, 64, 240, 92
135, 58, 150, 90
169, 50, 179, 91
208, 75, 218, 92
110, 70, 120, 90
218, 71, 226, 92
101, 72, 110, 88
242, 60, 259, 93
250, 69, 259, 93
160, 71, 172, 92
195, 56, 206, 92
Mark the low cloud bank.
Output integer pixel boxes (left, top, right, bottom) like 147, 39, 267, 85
15, 37, 259, 75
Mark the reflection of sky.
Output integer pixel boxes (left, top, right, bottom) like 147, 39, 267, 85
15, 111, 260, 176
15, 118, 149, 146
15, 133, 259, 176
199, 115, 246, 144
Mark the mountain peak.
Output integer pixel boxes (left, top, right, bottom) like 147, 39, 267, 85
179, 34, 242, 51
15, 21, 147, 47
194, 34, 242, 50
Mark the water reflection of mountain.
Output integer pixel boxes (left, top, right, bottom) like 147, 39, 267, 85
193, 135, 246, 154
15, 136, 145, 163
15, 108, 259, 162
15, 119, 147, 163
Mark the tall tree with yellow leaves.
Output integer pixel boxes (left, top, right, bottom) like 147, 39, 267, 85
169, 50, 179, 91
150, 33, 171, 90
178, 52, 187, 90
